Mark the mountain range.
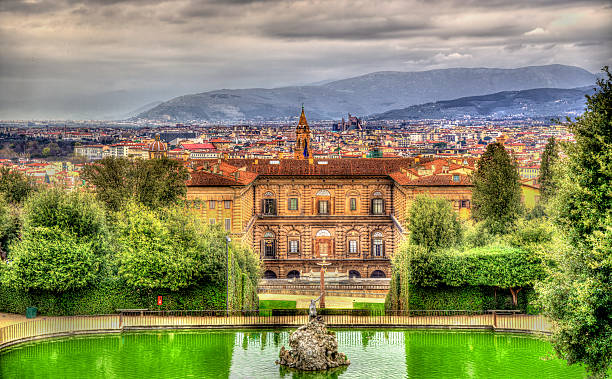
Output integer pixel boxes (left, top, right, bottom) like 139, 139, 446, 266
371, 86, 594, 120
136, 64, 598, 122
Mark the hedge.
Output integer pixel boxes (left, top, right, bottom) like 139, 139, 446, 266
407, 284, 538, 314
0, 279, 226, 316
386, 243, 544, 313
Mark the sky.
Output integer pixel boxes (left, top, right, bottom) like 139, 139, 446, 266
0, 0, 610, 119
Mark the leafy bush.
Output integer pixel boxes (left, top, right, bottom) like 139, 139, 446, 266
4, 227, 99, 292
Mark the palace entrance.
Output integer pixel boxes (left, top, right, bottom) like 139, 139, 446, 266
314, 229, 333, 258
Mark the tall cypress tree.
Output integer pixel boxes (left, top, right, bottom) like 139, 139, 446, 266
539, 137, 558, 202
471, 142, 522, 234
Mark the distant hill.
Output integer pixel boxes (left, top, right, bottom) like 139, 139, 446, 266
136, 64, 597, 122
371, 86, 595, 120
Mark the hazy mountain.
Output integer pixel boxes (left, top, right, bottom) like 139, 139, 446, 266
137, 64, 597, 122
371, 86, 594, 120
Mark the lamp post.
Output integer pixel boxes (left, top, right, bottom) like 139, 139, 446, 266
225, 236, 231, 313
316, 253, 331, 308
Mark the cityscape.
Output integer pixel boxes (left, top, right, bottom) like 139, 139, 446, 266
0, 0, 610, 378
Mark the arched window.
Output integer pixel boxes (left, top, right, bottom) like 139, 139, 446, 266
262, 231, 276, 258
264, 270, 277, 279
316, 229, 331, 237
372, 231, 384, 257
316, 189, 331, 196
287, 270, 300, 279
349, 270, 361, 279
262, 191, 276, 215
370, 270, 386, 278
371, 192, 384, 215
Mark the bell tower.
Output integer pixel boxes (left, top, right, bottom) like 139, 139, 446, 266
294, 105, 312, 159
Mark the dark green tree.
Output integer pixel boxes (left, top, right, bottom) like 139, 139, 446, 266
81, 157, 188, 211
407, 195, 462, 251
471, 142, 522, 234
0, 197, 20, 260
538, 67, 612, 377
0, 167, 35, 203
539, 137, 559, 202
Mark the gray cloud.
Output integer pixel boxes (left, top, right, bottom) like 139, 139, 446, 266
0, 0, 610, 119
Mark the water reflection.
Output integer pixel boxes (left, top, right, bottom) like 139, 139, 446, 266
0, 329, 585, 379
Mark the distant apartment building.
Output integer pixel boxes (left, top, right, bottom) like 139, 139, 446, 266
74, 144, 108, 160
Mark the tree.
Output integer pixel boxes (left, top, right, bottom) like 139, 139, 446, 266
3, 227, 99, 291
81, 157, 188, 211
539, 137, 559, 202
0, 197, 20, 260
0, 167, 35, 203
538, 67, 612, 377
115, 203, 227, 291
471, 142, 522, 234
407, 195, 462, 251
3, 188, 109, 292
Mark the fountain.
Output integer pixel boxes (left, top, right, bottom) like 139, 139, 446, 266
276, 253, 350, 371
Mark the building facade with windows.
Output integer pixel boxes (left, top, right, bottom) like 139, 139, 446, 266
185, 109, 474, 279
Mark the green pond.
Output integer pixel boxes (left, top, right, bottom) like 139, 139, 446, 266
0, 329, 585, 378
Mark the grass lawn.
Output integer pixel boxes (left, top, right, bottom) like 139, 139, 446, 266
353, 302, 385, 314
258, 294, 385, 309
258, 299, 297, 309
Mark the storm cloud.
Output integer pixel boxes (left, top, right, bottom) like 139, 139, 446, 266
0, 0, 610, 119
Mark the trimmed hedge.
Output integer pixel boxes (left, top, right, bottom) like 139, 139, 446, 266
386, 243, 544, 313
407, 284, 537, 314
0, 279, 226, 316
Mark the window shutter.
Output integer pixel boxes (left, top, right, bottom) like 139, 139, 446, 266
261, 199, 265, 214
371, 199, 374, 214
260, 239, 265, 256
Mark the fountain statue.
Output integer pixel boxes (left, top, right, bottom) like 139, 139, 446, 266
277, 295, 350, 371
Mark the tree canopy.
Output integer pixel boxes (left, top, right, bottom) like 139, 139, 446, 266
407, 195, 462, 251
539, 137, 559, 202
0, 167, 35, 204
81, 157, 189, 211
538, 67, 612, 377
471, 142, 522, 234
3, 189, 108, 292
115, 203, 231, 291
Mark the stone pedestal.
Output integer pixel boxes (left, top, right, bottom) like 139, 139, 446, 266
277, 317, 350, 371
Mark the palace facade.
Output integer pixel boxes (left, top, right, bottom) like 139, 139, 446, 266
185, 110, 474, 279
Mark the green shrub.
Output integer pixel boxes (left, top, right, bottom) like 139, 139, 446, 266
0, 279, 226, 316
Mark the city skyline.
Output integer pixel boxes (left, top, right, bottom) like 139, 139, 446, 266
0, 0, 611, 119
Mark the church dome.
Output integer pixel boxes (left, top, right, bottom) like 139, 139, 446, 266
148, 133, 167, 153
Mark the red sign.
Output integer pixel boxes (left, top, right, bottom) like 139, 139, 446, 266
157, 296, 163, 306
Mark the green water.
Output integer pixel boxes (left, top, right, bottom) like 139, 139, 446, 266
0, 329, 585, 378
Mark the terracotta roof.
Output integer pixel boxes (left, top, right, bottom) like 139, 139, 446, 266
181, 143, 216, 150
403, 174, 472, 186
186, 168, 257, 186
216, 158, 423, 176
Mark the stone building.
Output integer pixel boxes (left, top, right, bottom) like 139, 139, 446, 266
185, 109, 474, 279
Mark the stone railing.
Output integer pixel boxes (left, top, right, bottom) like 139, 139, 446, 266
0, 310, 551, 350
